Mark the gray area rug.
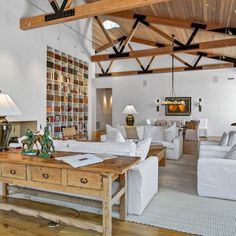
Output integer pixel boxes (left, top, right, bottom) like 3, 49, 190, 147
11, 141, 236, 236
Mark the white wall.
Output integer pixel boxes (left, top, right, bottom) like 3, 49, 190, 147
0, 0, 93, 137
93, 63, 236, 136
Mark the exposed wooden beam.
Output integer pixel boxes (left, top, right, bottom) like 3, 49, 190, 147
65, 0, 73, 9
20, 0, 170, 30
94, 16, 118, 54
119, 19, 140, 53
131, 37, 165, 47
128, 44, 145, 71
172, 54, 192, 68
91, 38, 236, 62
109, 11, 236, 36
95, 36, 126, 54
96, 63, 234, 77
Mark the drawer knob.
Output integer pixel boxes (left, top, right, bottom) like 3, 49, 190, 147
80, 178, 88, 184
10, 169, 16, 175
42, 173, 49, 179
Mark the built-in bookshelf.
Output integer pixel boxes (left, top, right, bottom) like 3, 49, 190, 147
46, 46, 88, 139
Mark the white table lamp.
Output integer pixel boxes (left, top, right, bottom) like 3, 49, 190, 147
122, 105, 138, 126
0, 92, 21, 151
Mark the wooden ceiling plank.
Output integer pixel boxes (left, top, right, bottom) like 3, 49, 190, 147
96, 63, 234, 78
91, 37, 236, 62
109, 11, 236, 36
20, 0, 170, 30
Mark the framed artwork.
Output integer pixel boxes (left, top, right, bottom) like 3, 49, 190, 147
165, 97, 191, 116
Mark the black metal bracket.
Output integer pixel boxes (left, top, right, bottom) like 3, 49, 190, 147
45, 0, 75, 22
186, 27, 200, 46
193, 54, 203, 68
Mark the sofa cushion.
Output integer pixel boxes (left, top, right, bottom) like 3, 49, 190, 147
219, 132, 229, 146
135, 138, 152, 162
144, 126, 163, 141
136, 126, 144, 140
227, 131, 236, 146
106, 130, 126, 143
114, 124, 127, 139
163, 123, 177, 142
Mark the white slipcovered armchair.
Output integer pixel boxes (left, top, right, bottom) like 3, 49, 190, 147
198, 148, 236, 201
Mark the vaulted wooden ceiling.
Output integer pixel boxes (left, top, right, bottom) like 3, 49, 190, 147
91, 0, 236, 58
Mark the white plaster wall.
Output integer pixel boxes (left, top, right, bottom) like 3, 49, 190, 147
93, 68, 236, 136
0, 0, 93, 137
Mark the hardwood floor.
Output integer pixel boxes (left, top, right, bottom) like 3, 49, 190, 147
0, 141, 198, 236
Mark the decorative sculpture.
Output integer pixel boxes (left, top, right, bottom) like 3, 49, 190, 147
21, 129, 39, 156
38, 127, 55, 158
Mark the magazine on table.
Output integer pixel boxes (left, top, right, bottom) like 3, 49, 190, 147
55, 154, 103, 168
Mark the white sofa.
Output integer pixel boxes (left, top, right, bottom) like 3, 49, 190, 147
53, 139, 158, 215
101, 124, 183, 160
198, 149, 236, 201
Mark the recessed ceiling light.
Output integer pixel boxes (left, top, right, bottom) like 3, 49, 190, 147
234, 9, 236, 13
205, 3, 209, 7
102, 20, 120, 30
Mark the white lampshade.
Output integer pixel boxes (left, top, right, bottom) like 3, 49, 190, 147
0, 93, 21, 116
122, 105, 138, 115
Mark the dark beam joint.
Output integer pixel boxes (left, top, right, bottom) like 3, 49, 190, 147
173, 43, 200, 51
133, 14, 147, 21
50, 0, 60, 13
59, 0, 69, 14
138, 70, 153, 74
193, 55, 203, 68
156, 42, 165, 47
209, 27, 236, 36
191, 23, 207, 29
186, 27, 200, 46
97, 73, 112, 77
109, 52, 130, 59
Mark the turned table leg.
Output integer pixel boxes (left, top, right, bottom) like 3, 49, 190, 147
102, 174, 112, 236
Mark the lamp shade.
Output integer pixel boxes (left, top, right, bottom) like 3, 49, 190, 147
122, 105, 138, 115
0, 94, 21, 116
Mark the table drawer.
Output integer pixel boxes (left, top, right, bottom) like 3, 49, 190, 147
1, 163, 26, 180
31, 166, 62, 185
67, 170, 102, 190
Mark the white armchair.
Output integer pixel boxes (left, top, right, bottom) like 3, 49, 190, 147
198, 150, 236, 201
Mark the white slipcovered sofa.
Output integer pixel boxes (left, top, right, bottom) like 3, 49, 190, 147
53, 139, 158, 215
198, 146, 236, 201
101, 124, 183, 160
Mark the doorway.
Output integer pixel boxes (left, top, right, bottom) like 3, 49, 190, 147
96, 88, 112, 133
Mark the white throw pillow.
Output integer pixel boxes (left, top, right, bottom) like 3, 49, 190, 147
106, 130, 126, 143
219, 132, 229, 146
144, 126, 163, 141
114, 124, 127, 139
227, 131, 236, 146
136, 126, 144, 140
106, 124, 115, 133
135, 138, 152, 162
163, 123, 177, 143
225, 144, 236, 159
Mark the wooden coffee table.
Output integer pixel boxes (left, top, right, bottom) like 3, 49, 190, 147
147, 145, 166, 167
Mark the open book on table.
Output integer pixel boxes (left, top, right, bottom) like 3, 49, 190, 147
55, 153, 117, 168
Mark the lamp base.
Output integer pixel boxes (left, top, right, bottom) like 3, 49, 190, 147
0, 116, 12, 152
126, 115, 135, 126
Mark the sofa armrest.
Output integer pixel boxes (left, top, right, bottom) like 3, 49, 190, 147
200, 141, 219, 146
128, 156, 158, 215
198, 158, 236, 200
199, 150, 227, 159
100, 134, 107, 142
199, 145, 231, 152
